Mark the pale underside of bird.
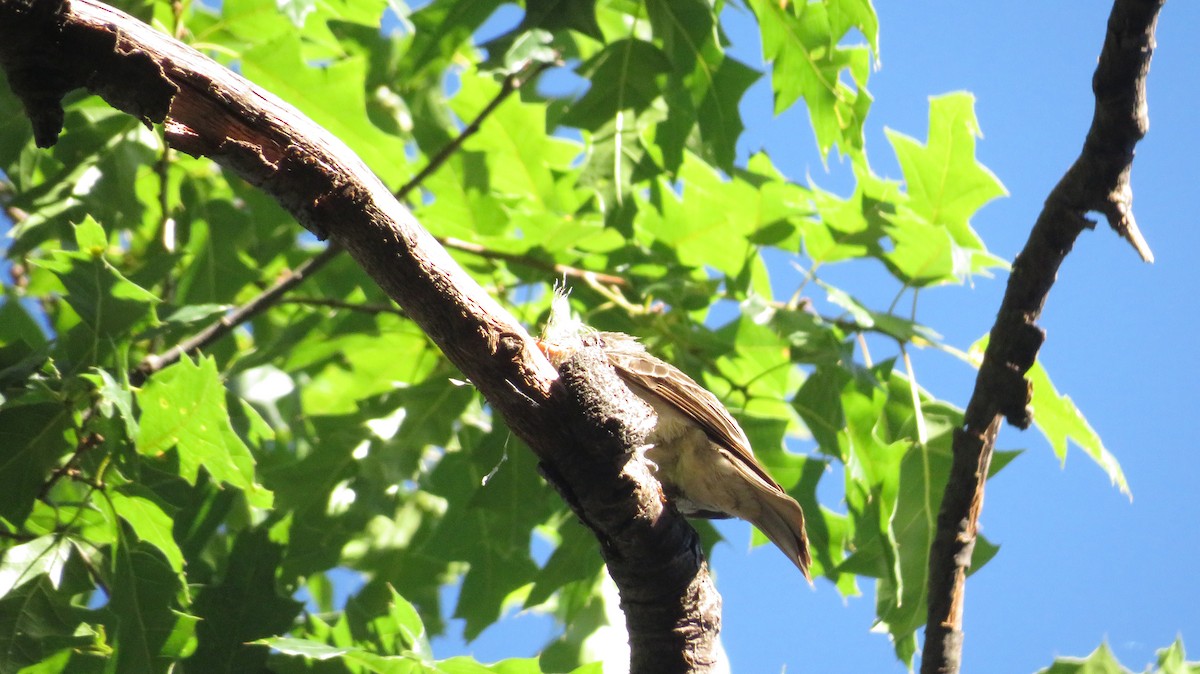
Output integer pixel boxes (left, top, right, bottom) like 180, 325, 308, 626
538, 300, 811, 580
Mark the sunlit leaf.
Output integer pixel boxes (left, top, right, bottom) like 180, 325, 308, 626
0, 536, 71, 599
107, 486, 184, 573
561, 40, 673, 130
137, 356, 273, 508
969, 337, 1128, 497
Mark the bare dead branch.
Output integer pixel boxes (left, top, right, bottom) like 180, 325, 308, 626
920, 1, 1163, 672
0, 1, 721, 670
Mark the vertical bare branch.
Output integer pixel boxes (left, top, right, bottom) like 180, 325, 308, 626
921, 1, 1163, 672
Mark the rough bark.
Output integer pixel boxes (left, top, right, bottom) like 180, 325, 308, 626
0, 0, 722, 671
921, 1, 1162, 672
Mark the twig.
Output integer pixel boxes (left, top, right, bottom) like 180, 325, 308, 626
1, 182, 31, 278
133, 244, 339, 382
38, 425, 102, 499
396, 60, 556, 202
920, 2, 1162, 672
438, 235, 627, 286
279, 296, 407, 317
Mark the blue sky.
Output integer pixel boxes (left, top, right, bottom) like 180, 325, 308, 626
439, 3, 1200, 672
720, 3, 1199, 672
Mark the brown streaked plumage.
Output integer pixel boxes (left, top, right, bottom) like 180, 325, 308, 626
540, 328, 812, 580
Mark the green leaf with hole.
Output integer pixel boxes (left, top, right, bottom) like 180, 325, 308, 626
137, 356, 273, 508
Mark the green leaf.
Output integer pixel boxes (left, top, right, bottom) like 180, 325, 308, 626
136, 356, 273, 508
882, 209, 956, 285
642, 154, 761, 278
0, 292, 50, 350
0, 576, 99, 673
399, 0, 501, 77
646, 0, 758, 170
72, 216, 108, 254
1036, 642, 1130, 674
0, 535, 72, 599
1156, 638, 1200, 674
1035, 639, 1200, 673
378, 586, 433, 658
888, 93, 1006, 234
884, 93, 1007, 283
525, 517, 604, 609
34, 248, 158, 340
451, 72, 582, 220
453, 461, 543, 638
109, 538, 198, 674
417, 152, 509, 239
438, 657, 552, 673
186, 528, 303, 672
1028, 358, 1127, 495
518, 0, 602, 40
159, 303, 231, 327
258, 636, 353, 660
242, 34, 410, 187
561, 40, 673, 130
970, 337, 1128, 497
9, 646, 106, 674
747, 0, 872, 157
91, 368, 138, 440
822, 283, 941, 344
263, 632, 448, 672
647, 0, 714, 78
874, 397, 1005, 665
107, 486, 185, 573
828, 0, 879, 54
574, 117, 647, 234
793, 365, 852, 456
0, 402, 73, 525
802, 165, 897, 265
694, 56, 760, 170
277, 0, 317, 27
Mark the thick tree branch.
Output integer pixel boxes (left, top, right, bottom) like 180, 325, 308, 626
0, 0, 719, 670
133, 58, 601, 380
920, 1, 1162, 672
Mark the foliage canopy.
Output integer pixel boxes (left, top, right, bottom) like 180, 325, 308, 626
0, 0, 1139, 672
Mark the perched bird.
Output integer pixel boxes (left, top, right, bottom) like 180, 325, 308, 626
538, 298, 811, 579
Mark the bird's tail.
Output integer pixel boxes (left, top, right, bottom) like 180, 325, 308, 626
752, 491, 812, 582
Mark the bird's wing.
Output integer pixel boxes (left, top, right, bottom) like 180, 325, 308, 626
604, 346, 788, 496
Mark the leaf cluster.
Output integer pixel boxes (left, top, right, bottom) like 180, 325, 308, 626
0, 0, 1125, 671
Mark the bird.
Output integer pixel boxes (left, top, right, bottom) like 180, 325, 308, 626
538, 298, 811, 580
